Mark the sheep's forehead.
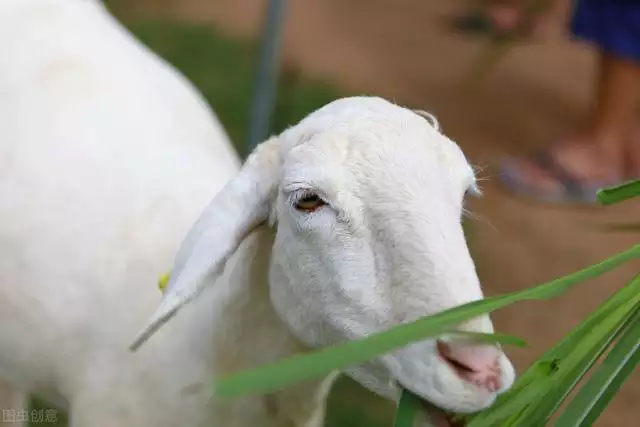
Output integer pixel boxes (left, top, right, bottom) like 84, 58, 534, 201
280, 106, 475, 204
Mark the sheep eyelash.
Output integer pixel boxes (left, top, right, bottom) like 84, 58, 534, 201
288, 188, 324, 209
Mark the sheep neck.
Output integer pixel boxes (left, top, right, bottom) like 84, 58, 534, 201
208, 226, 338, 426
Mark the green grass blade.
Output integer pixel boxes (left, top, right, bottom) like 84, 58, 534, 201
596, 179, 640, 205
527, 276, 639, 365
214, 244, 640, 399
518, 295, 639, 427
467, 376, 554, 427
461, 359, 559, 426
555, 309, 639, 427
468, 275, 640, 426
517, 278, 640, 426
214, 313, 523, 399
507, 244, 639, 301
393, 390, 421, 427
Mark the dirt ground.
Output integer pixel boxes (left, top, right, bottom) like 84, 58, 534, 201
121, 1, 640, 425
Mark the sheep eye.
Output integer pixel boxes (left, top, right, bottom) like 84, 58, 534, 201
294, 193, 325, 212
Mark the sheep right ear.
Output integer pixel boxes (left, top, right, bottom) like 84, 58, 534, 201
129, 137, 281, 351
412, 109, 441, 132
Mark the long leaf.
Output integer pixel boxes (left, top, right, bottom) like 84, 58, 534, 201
214, 320, 522, 399
469, 375, 554, 427
518, 293, 640, 427
394, 390, 421, 427
521, 275, 639, 363
596, 179, 640, 205
456, 359, 558, 426
555, 309, 639, 427
463, 360, 559, 427
467, 275, 640, 426
519, 278, 640, 426
214, 244, 640, 399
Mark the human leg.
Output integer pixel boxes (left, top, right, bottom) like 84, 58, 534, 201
498, 0, 640, 203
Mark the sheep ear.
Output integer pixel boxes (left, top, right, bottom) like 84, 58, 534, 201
129, 137, 281, 351
412, 109, 441, 132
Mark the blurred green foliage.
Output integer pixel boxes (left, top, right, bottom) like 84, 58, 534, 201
130, 20, 344, 158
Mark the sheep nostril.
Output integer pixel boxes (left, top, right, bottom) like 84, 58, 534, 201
436, 339, 503, 392
444, 355, 477, 375
437, 341, 477, 376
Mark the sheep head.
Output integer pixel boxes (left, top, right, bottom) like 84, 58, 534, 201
130, 96, 515, 419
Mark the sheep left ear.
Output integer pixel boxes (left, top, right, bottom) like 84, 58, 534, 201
129, 137, 281, 351
412, 109, 441, 132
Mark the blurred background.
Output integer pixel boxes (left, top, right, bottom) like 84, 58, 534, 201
24, 0, 640, 425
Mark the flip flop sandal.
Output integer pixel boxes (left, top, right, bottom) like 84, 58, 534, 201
498, 150, 622, 204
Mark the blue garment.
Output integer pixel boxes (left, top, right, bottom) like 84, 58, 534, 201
570, 0, 640, 62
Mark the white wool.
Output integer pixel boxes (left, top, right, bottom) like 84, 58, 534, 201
135, 99, 517, 421
0, 1, 515, 426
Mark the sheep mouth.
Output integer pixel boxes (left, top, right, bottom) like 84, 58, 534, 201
399, 387, 466, 427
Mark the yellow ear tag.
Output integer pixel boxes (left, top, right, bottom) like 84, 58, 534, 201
158, 271, 171, 294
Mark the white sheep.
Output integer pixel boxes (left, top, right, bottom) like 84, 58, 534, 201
0, 0, 241, 426
131, 97, 518, 426
0, 2, 517, 426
